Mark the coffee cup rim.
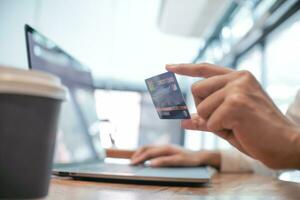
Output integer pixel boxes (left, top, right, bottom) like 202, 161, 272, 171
0, 66, 66, 100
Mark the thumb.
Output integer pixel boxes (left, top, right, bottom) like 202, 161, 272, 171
181, 113, 207, 131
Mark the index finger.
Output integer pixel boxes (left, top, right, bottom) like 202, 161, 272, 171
130, 146, 172, 165
131, 145, 152, 160
166, 63, 233, 78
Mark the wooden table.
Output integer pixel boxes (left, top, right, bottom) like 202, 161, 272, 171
47, 173, 300, 199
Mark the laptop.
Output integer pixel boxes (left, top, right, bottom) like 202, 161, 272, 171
25, 24, 212, 185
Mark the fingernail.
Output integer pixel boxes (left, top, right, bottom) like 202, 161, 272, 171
144, 160, 152, 167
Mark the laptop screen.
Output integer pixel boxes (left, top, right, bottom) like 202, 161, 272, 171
25, 25, 104, 164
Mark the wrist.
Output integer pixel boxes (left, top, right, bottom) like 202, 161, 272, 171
292, 129, 300, 168
284, 126, 300, 169
198, 150, 221, 170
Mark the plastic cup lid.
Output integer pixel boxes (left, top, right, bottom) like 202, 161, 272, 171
0, 66, 67, 100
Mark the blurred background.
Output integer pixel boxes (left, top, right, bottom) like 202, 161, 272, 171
1, 0, 300, 153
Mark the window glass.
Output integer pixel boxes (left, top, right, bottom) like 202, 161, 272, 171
138, 93, 184, 146
95, 89, 185, 149
95, 90, 141, 149
254, 0, 277, 20
229, 4, 254, 42
220, 26, 232, 54
237, 46, 263, 84
265, 12, 300, 112
210, 41, 224, 62
54, 94, 95, 163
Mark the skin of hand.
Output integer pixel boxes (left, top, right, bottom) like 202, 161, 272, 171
166, 63, 300, 169
130, 144, 221, 169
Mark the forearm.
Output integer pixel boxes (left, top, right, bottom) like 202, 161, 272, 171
219, 149, 253, 173
194, 149, 252, 172
195, 149, 278, 176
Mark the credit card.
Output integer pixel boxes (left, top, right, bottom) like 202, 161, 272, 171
145, 72, 190, 119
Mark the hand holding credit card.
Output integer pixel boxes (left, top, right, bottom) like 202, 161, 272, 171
145, 72, 191, 119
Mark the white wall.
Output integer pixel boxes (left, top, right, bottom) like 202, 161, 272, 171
0, 0, 37, 68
